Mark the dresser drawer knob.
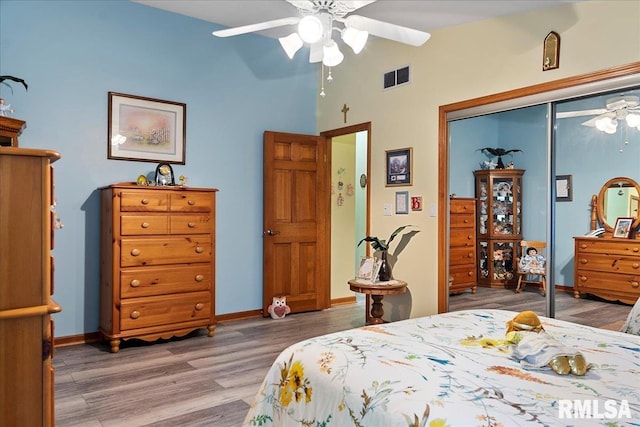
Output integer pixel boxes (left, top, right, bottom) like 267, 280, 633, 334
130, 310, 140, 319
141, 222, 150, 229
632, 263, 639, 269
195, 303, 204, 310
195, 274, 204, 282
195, 246, 204, 253
580, 244, 587, 249
467, 252, 473, 259
130, 279, 140, 287
188, 200, 196, 206
632, 247, 639, 253
141, 199, 149, 205
467, 235, 473, 240
463, 219, 470, 224
579, 259, 588, 265
631, 281, 639, 288
467, 271, 473, 277
579, 276, 587, 282
131, 248, 141, 256
188, 222, 196, 228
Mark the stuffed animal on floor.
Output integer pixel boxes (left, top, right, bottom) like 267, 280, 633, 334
506, 311, 588, 376
267, 296, 291, 320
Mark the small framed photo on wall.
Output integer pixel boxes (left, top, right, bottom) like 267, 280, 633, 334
555, 175, 572, 201
395, 191, 409, 214
386, 147, 413, 186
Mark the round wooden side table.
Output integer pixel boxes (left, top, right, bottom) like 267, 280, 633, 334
348, 279, 408, 325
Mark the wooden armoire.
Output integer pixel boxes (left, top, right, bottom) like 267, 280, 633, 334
0, 147, 62, 427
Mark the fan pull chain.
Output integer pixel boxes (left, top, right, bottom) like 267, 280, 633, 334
320, 64, 326, 97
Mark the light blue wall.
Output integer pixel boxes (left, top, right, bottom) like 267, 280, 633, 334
449, 92, 640, 288
0, 1, 317, 336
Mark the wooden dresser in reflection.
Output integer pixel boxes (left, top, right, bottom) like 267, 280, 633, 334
100, 183, 217, 353
574, 237, 640, 304
0, 147, 61, 427
449, 197, 477, 294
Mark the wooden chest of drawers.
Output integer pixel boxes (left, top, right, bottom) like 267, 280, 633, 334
449, 198, 477, 294
574, 236, 640, 305
100, 184, 218, 352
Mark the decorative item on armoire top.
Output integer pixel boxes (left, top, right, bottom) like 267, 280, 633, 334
479, 147, 522, 169
178, 174, 188, 187
136, 174, 148, 185
0, 75, 28, 92
155, 162, 175, 186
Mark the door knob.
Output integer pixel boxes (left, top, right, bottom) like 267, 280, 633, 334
264, 229, 280, 236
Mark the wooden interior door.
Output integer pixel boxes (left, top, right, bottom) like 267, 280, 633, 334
263, 131, 330, 315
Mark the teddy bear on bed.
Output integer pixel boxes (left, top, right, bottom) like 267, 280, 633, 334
506, 311, 588, 376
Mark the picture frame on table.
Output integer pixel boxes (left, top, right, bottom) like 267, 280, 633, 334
108, 92, 186, 164
613, 217, 633, 239
357, 257, 376, 281
555, 174, 572, 201
386, 147, 413, 186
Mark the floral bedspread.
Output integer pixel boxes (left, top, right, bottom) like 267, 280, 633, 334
243, 309, 639, 426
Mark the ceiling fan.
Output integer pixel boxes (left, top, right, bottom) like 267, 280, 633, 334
557, 95, 640, 134
211, 0, 431, 67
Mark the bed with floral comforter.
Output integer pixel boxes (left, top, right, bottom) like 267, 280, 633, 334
243, 309, 639, 426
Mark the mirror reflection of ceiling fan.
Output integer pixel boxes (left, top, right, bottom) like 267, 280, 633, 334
211, 0, 431, 67
557, 95, 640, 134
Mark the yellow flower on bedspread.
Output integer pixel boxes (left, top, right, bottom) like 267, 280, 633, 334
278, 356, 313, 406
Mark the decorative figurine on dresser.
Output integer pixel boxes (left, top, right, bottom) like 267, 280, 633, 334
0, 147, 62, 427
574, 177, 640, 305
100, 182, 218, 352
449, 197, 477, 294
474, 169, 525, 287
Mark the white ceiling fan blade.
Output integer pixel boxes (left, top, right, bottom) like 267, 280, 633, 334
556, 108, 608, 119
212, 17, 300, 37
286, 0, 317, 11
309, 41, 323, 63
342, 15, 430, 46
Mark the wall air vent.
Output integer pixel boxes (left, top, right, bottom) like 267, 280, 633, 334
383, 65, 411, 89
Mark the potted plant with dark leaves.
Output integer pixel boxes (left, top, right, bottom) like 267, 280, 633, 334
357, 225, 416, 281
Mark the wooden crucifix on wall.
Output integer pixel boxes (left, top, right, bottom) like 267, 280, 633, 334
341, 104, 349, 123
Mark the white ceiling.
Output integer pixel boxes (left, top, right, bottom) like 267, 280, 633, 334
134, 0, 581, 39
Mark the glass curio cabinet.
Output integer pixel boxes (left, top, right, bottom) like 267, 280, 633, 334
474, 169, 524, 287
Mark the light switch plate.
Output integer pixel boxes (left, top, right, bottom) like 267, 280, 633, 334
429, 202, 437, 217
383, 203, 393, 216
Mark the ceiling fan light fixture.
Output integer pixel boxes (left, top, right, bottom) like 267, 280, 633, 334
298, 15, 324, 44
625, 113, 640, 128
341, 27, 368, 54
595, 117, 617, 134
279, 33, 304, 59
322, 40, 344, 67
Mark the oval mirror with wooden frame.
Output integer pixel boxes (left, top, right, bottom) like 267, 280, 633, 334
594, 176, 640, 234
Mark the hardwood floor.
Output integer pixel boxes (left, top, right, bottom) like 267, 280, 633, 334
54, 288, 632, 426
